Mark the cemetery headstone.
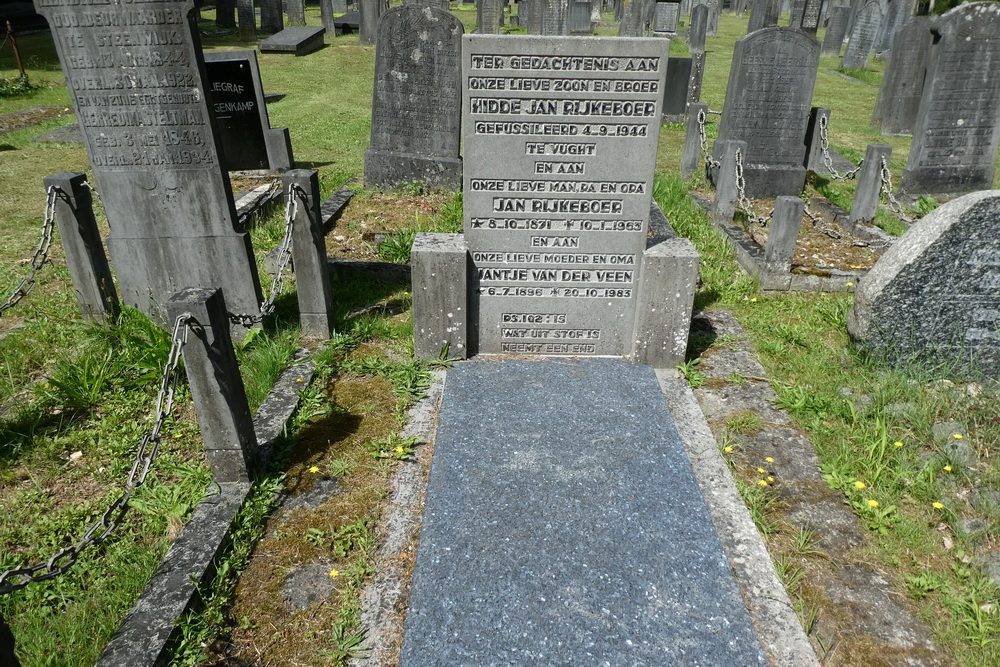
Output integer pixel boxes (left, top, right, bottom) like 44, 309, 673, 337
840, 0, 881, 69
569, 0, 593, 33
238, 0, 256, 41
821, 4, 849, 54
653, 0, 680, 33
681, 0, 692, 14
332, 0, 348, 11
541, 0, 569, 34
877, 0, 913, 52
217, 0, 236, 28
461, 35, 692, 361
32, 0, 263, 324
662, 57, 693, 121
619, 0, 645, 35
286, 0, 306, 24
259, 26, 326, 55
523, 0, 543, 33
706, 0, 719, 35
689, 3, 708, 52
789, 0, 804, 25
747, 0, 780, 32
797, 0, 821, 32
364, 5, 463, 189
479, 0, 503, 33
848, 190, 1000, 377
204, 51, 293, 171
846, 0, 862, 34
712, 27, 820, 196
900, 2, 1000, 195
359, 0, 381, 44
871, 16, 930, 135
261, 0, 284, 33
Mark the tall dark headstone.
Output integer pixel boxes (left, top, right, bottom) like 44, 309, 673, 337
821, 4, 849, 54
238, 0, 256, 40
619, 0, 644, 35
689, 3, 708, 52
747, 0, 780, 32
523, 0, 543, 33
479, 0, 503, 33
901, 3, 1000, 195
653, 0, 680, 33
713, 27, 820, 196
542, 0, 569, 34
877, 0, 913, 51
261, 0, 284, 33
286, 0, 306, 24
848, 190, 1000, 377
706, 0, 719, 35
569, 0, 593, 33
841, 0, 881, 69
32, 0, 263, 323
359, 0, 382, 44
872, 16, 930, 135
364, 5, 463, 189
662, 57, 693, 121
796, 0, 821, 32
217, 0, 236, 28
789, 0, 804, 25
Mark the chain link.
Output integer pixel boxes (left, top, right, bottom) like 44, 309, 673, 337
734, 149, 770, 227
0, 313, 192, 595
818, 115, 863, 181
0, 186, 59, 317
879, 155, 915, 225
697, 108, 721, 170
228, 183, 301, 327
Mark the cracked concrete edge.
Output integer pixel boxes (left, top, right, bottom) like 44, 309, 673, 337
351, 369, 446, 667
656, 369, 820, 667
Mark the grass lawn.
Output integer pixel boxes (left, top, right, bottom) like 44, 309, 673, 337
0, 5, 997, 666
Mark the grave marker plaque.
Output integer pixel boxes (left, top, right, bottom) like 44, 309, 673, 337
463, 35, 668, 356
799, 0, 821, 32
901, 3, 1000, 195
653, 0, 680, 33
32, 0, 262, 323
840, 0, 882, 69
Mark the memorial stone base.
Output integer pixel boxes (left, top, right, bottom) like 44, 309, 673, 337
363, 150, 463, 191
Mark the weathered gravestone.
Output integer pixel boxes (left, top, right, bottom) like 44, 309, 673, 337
332, 0, 348, 12
848, 190, 1000, 377
900, 3, 1000, 195
217, 0, 236, 28
359, 0, 382, 44
821, 4, 849, 54
662, 56, 703, 121
32, 0, 263, 323
653, 0, 680, 33
877, 0, 913, 52
706, 0, 719, 35
238, 0, 256, 41
793, 0, 821, 32
261, 0, 284, 33
871, 16, 930, 135
204, 51, 293, 171
448, 35, 697, 364
747, 0, 780, 32
409, 0, 449, 8
712, 27, 819, 196
478, 0, 503, 33
619, 0, 645, 35
568, 0, 593, 33
689, 3, 708, 51
541, 0, 569, 34
364, 5, 463, 189
286, 0, 306, 24
841, 0, 882, 69
259, 26, 326, 55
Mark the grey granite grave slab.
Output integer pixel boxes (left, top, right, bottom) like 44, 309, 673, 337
840, 0, 882, 69
900, 2, 1000, 196
32, 0, 263, 327
872, 16, 929, 135
661, 56, 692, 121
568, 0, 593, 34
822, 5, 849, 54
689, 2, 708, 51
712, 27, 819, 197
877, 0, 913, 51
35, 121, 82, 144
653, 0, 680, 32
747, 0, 779, 31
400, 358, 767, 666
333, 10, 360, 34
478, 0, 503, 33
706, 0, 719, 34
364, 6, 463, 189
463, 36, 667, 357
259, 26, 326, 54
848, 190, 1000, 378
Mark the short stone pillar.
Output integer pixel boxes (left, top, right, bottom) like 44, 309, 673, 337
712, 139, 745, 225
764, 196, 803, 272
411, 233, 468, 360
631, 238, 699, 368
43, 172, 120, 323
681, 103, 707, 180
283, 170, 335, 339
166, 288, 258, 484
803, 107, 830, 173
849, 144, 891, 224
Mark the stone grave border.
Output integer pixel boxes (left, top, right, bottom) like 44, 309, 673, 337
97, 352, 317, 666
691, 192, 892, 292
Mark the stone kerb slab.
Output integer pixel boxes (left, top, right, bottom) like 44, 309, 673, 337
259, 26, 326, 55
871, 17, 930, 135
712, 27, 820, 197
848, 190, 1000, 377
364, 5, 464, 190
900, 2, 1000, 196
840, 0, 882, 69
32, 0, 263, 327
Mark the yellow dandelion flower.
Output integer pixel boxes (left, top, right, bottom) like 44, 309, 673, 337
943, 465, 952, 472
395, 445, 405, 454
295, 377, 304, 383
757, 467, 766, 474
867, 499, 879, 508
765, 457, 775, 463
757, 480, 769, 487
952, 433, 963, 440
329, 569, 340, 578
932, 502, 944, 510
846, 282, 854, 287
723, 445, 735, 453
750, 297, 758, 303
308, 465, 320, 474
854, 481, 866, 490
894, 441, 904, 448
767, 476, 775, 483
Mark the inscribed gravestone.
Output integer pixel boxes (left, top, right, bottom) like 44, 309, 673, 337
747, 0, 780, 32
872, 16, 929, 135
32, 0, 262, 323
359, 0, 381, 44
619, 0, 645, 35
689, 3, 708, 52
522, 0, 543, 34
479, 0, 502, 33
662, 57, 693, 120
542, 0, 569, 34
261, 0, 284, 33
286, 0, 306, 24
463, 36, 667, 356
238, 0, 255, 41
841, 0, 882, 69
790, 0, 804, 25
821, 4, 849, 53
364, 6, 463, 189
877, 0, 912, 51
706, 0, 719, 35
848, 190, 1000, 377
569, 0, 593, 33
900, 3, 1000, 195
797, 0, 821, 32
713, 27, 819, 196
653, 0, 680, 32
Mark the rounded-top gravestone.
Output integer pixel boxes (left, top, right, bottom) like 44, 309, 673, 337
848, 190, 1000, 378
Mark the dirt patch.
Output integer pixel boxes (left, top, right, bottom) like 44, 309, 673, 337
328, 192, 453, 260
0, 106, 70, 135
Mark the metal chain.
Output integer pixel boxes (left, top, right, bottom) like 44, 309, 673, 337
0, 313, 192, 595
698, 108, 721, 169
81, 179, 102, 208
228, 183, 301, 327
819, 115, 863, 181
879, 155, 915, 225
734, 149, 770, 227
0, 186, 59, 317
